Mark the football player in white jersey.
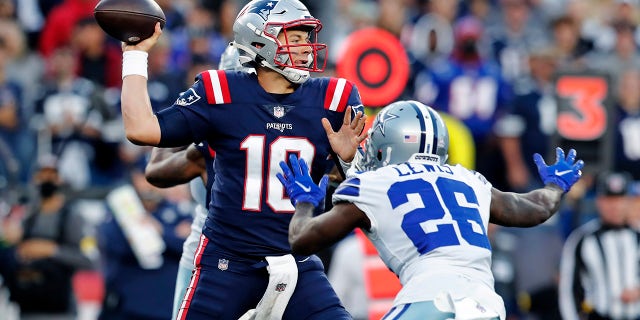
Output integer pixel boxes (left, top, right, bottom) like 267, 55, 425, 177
277, 100, 584, 320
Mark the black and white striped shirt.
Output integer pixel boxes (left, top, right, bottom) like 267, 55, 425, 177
559, 220, 640, 320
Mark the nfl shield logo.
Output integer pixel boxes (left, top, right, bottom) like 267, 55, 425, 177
275, 283, 287, 292
273, 106, 285, 118
218, 258, 229, 271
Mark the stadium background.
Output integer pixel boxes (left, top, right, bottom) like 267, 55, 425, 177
0, 0, 639, 319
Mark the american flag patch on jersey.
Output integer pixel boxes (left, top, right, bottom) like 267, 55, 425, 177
404, 134, 418, 143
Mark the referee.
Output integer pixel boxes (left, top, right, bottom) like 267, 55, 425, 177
559, 171, 640, 320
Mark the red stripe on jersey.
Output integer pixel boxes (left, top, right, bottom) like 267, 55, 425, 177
336, 80, 353, 113
200, 71, 216, 104
208, 145, 216, 158
324, 78, 338, 110
193, 234, 208, 266
177, 234, 209, 320
216, 70, 231, 103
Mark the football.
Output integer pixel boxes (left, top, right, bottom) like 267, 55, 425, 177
93, 0, 166, 44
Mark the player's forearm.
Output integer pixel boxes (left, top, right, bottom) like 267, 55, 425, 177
491, 184, 564, 227
145, 147, 197, 187
146, 158, 200, 187
121, 76, 161, 145
288, 202, 322, 255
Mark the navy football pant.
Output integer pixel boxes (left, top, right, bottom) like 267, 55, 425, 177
176, 235, 351, 320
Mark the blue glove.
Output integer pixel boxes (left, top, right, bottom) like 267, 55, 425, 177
277, 154, 329, 207
533, 147, 584, 193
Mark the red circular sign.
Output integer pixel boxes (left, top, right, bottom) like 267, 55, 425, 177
336, 28, 410, 108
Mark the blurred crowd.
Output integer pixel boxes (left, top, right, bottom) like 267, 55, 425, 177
0, 0, 638, 319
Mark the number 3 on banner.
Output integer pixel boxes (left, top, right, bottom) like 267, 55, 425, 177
555, 76, 608, 141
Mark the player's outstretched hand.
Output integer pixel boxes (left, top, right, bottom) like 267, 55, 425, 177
277, 154, 329, 207
533, 147, 584, 193
322, 106, 367, 163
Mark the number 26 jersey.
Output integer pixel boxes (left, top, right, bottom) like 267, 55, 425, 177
333, 160, 499, 305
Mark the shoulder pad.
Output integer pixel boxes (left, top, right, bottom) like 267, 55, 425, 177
198, 70, 232, 104
334, 176, 361, 198
324, 77, 354, 112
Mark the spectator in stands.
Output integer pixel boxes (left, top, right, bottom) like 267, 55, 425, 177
496, 47, 558, 192
414, 15, 513, 190
612, 68, 640, 181
34, 45, 125, 190
559, 171, 640, 320
97, 164, 192, 320
71, 17, 122, 89
1, 18, 45, 129
485, 0, 549, 82
38, 0, 97, 57
585, 20, 640, 90
0, 36, 21, 182
549, 15, 593, 71
1, 154, 94, 319
0, 31, 35, 184
169, 3, 232, 74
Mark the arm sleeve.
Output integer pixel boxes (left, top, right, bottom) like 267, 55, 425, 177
156, 107, 196, 147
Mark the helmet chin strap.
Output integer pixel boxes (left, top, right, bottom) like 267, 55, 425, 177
259, 60, 310, 84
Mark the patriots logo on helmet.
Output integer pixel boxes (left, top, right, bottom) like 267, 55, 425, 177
242, 0, 278, 21
373, 109, 399, 137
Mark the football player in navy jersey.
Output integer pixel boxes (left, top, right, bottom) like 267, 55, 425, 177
278, 100, 584, 320
119, 0, 366, 318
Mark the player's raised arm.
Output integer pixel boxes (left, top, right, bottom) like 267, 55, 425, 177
120, 22, 163, 145
490, 147, 584, 227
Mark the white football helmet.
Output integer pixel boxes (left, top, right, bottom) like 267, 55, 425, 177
232, 0, 327, 84
360, 100, 449, 171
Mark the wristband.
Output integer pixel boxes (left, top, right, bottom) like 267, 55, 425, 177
122, 50, 149, 79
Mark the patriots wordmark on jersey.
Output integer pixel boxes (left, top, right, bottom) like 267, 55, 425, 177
156, 70, 363, 257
